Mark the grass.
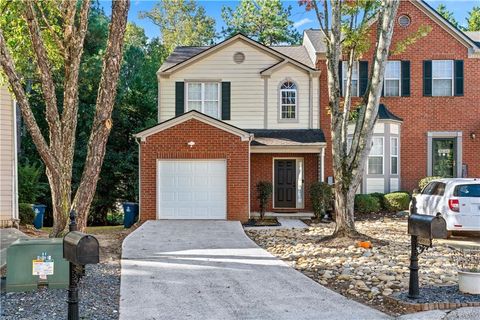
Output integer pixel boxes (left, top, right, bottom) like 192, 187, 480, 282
41, 225, 125, 235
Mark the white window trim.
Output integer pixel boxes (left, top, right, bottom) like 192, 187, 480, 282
432, 60, 454, 97
342, 61, 359, 97
390, 137, 399, 175
367, 136, 384, 175
383, 61, 401, 97
186, 82, 221, 118
278, 80, 299, 122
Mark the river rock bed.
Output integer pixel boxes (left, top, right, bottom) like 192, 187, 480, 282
394, 285, 479, 304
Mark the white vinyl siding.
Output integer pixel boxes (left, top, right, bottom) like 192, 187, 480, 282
186, 82, 220, 118
368, 137, 384, 175
432, 60, 453, 96
384, 61, 401, 96
366, 178, 385, 194
342, 61, 359, 97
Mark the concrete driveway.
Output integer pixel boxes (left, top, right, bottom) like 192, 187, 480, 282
120, 221, 390, 320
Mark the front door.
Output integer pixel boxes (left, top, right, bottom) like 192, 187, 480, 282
432, 138, 457, 177
274, 159, 296, 208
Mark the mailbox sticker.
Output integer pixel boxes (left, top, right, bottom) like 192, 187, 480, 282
32, 252, 54, 277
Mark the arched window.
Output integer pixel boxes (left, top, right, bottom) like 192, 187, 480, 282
280, 81, 297, 120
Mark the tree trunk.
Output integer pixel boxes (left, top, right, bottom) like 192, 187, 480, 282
333, 185, 356, 237
45, 167, 71, 236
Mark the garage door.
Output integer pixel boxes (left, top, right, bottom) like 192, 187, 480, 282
157, 160, 227, 219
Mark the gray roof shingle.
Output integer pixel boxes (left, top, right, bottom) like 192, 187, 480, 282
248, 129, 326, 146
269, 46, 315, 68
464, 31, 480, 47
304, 29, 327, 53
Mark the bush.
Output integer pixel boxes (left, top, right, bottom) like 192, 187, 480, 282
256, 181, 272, 220
384, 192, 411, 212
18, 161, 48, 204
18, 203, 34, 225
418, 176, 442, 192
354, 194, 381, 214
369, 192, 385, 210
310, 182, 333, 219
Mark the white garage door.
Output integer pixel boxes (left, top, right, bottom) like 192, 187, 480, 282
157, 160, 227, 219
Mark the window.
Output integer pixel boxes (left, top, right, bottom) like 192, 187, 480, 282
390, 137, 399, 175
186, 82, 220, 118
454, 184, 480, 197
432, 60, 453, 96
342, 61, 359, 97
280, 81, 297, 120
368, 137, 384, 174
398, 15, 411, 27
384, 61, 401, 96
422, 182, 437, 195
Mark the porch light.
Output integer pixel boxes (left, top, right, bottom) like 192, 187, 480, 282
187, 141, 195, 148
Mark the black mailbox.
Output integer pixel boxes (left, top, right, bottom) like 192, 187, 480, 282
63, 231, 100, 265
408, 214, 447, 240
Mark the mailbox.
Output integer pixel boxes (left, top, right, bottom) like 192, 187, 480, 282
408, 214, 448, 240
63, 231, 99, 265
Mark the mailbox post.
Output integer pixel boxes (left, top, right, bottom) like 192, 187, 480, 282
63, 211, 100, 320
407, 211, 447, 299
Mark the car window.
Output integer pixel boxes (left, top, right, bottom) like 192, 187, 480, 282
433, 182, 446, 196
422, 182, 437, 195
453, 184, 480, 197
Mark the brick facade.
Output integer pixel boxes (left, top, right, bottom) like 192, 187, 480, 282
318, 1, 480, 191
250, 153, 319, 213
139, 118, 250, 222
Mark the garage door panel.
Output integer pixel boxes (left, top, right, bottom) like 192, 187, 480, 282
157, 160, 227, 220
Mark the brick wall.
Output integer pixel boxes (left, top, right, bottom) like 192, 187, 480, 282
318, 1, 480, 191
250, 153, 319, 212
139, 118, 250, 222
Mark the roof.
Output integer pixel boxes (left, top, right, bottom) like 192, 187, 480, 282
304, 29, 327, 53
158, 34, 317, 73
378, 104, 403, 122
247, 129, 326, 146
464, 31, 480, 47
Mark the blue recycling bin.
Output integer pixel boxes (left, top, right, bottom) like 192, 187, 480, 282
122, 202, 139, 228
32, 204, 46, 229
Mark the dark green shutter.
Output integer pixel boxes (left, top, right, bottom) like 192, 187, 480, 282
423, 60, 432, 96
454, 60, 464, 96
359, 61, 369, 96
338, 61, 343, 96
221, 82, 231, 120
401, 60, 410, 97
175, 82, 185, 116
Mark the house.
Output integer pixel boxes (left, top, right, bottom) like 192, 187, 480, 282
135, 0, 480, 222
313, 0, 480, 193
0, 85, 19, 227
135, 34, 323, 221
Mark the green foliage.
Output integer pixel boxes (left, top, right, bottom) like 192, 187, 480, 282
418, 176, 442, 191
467, 6, 480, 31
140, 0, 216, 54
384, 192, 411, 212
369, 192, 385, 210
391, 25, 432, 55
310, 182, 333, 219
354, 194, 381, 214
18, 203, 34, 225
256, 181, 273, 220
221, 0, 301, 45
436, 4, 463, 30
18, 162, 48, 204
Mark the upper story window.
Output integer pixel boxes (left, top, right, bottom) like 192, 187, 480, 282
384, 61, 401, 96
342, 61, 359, 97
432, 60, 453, 96
280, 81, 297, 120
368, 137, 384, 174
186, 82, 221, 118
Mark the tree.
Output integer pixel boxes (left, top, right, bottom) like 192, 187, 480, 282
436, 4, 462, 30
0, 0, 130, 236
467, 6, 480, 31
300, 0, 400, 238
140, 0, 216, 54
221, 0, 301, 45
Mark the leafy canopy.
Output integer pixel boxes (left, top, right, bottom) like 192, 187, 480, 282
467, 6, 480, 31
221, 0, 301, 45
436, 4, 463, 30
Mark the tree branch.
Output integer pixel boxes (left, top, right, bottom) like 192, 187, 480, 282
34, 1, 65, 53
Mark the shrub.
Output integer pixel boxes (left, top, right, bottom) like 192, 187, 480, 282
18, 161, 48, 204
354, 194, 381, 214
369, 192, 385, 210
256, 181, 272, 220
418, 176, 442, 192
18, 203, 34, 225
384, 192, 411, 212
310, 182, 333, 219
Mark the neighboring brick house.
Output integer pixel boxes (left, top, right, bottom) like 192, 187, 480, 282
135, 34, 324, 222
311, 0, 480, 193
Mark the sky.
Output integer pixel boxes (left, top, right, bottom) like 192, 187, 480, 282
100, 0, 480, 40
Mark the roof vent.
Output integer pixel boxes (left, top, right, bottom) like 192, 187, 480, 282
398, 15, 411, 28
233, 52, 245, 64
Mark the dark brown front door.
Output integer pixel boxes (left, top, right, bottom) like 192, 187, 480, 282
274, 159, 296, 208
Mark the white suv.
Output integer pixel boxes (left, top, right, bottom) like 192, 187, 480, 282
412, 178, 480, 232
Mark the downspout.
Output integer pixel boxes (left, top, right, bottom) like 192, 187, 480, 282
248, 134, 254, 220
12, 101, 19, 223
135, 137, 142, 222
309, 74, 313, 129
321, 146, 325, 182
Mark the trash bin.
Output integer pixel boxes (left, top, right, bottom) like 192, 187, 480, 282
33, 204, 46, 229
122, 202, 139, 228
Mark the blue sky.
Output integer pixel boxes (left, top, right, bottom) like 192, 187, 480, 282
100, 0, 480, 40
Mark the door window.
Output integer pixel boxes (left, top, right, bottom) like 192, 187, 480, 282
422, 182, 438, 195
432, 138, 456, 177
